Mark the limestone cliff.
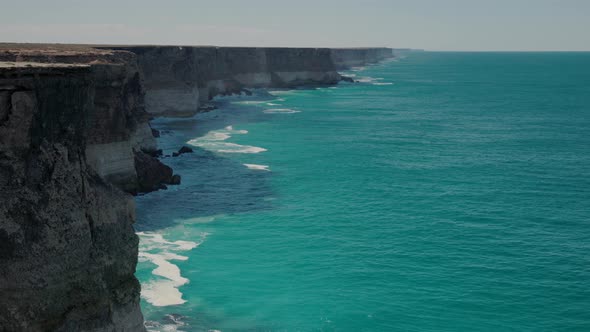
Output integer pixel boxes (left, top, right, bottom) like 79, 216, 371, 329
0, 45, 177, 194
106, 46, 389, 117
0, 62, 145, 331
0, 43, 393, 331
330, 47, 394, 69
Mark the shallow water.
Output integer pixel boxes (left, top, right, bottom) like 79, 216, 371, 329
136, 52, 590, 331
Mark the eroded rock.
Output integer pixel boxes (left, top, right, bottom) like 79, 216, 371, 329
0, 64, 145, 331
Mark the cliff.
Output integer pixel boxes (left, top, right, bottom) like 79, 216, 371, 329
0, 61, 145, 331
330, 47, 394, 69
0, 45, 179, 194
105, 46, 391, 117
0, 43, 392, 331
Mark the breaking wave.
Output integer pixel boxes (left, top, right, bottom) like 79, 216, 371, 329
187, 125, 266, 154
138, 232, 207, 307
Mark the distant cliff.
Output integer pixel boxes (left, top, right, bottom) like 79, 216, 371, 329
105, 46, 393, 117
330, 47, 394, 69
0, 43, 392, 331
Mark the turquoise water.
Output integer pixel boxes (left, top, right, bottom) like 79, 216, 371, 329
136, 52, 590, 331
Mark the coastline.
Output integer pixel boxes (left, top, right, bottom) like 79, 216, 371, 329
0, 44, 393, 331
135, 59, 397, 330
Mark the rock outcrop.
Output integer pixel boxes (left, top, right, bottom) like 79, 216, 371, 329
0, 61, 145, 331
134, 150, 177, 192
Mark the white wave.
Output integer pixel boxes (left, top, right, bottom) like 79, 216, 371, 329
231, 100, 267, 105
145, 314, 188, 332
140, 261, 187, 307
266, 102, 281, 106
263, 108, 301, 114
269, 90, 295, 96
138, 232, 199, 251
244, 164, 270, 171
373, 82, 394, 86
146, 322, 185, 332
178, 215, 219, 224
189, 141, 266, 154
187, 126, 265, 154
138, 232, 207, 307
217, 143, 267, 154
207, 132, 231, 141
224, 125, 248, 134
357, 77, 377, 83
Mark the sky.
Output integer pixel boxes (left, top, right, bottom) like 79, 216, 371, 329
1, 0, 589, 51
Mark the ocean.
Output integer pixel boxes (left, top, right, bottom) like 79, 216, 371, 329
135, 52, 590, 331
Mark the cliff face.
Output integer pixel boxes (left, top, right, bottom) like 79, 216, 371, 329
107, 46, 388, 117
0, 46, 180, 194
0, 47, 161, 193
0, 62, 144, 331
330, 48, 393, 69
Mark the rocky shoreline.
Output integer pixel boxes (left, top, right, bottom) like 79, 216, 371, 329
0, 44, 392, 331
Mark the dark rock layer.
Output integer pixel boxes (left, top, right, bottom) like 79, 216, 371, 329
134, 150, 179, 193
0, 63, 145, 331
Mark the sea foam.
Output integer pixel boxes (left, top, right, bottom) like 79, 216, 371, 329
187, 125, 266, 154
177, 215, 219, 224
244, 164, 270, 171
263, 108, 301, 114
138, 232, 206, 307
232, 100, 268, 105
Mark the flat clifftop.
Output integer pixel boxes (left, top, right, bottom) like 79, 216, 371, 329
0, 43, 393, 70
0, 43, 120, 55
0, 61, 91, 77
0, 43, 393, 52
0, 44, 122, 62
0, 44, 140, 70
0, 61, 89, 68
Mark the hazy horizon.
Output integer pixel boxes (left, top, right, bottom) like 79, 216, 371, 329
1, 0, 589, 51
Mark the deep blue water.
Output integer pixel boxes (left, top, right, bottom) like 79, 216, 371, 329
136, 52, 590, 331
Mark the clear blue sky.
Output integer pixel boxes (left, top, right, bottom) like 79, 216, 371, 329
1, 0, 589, 51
